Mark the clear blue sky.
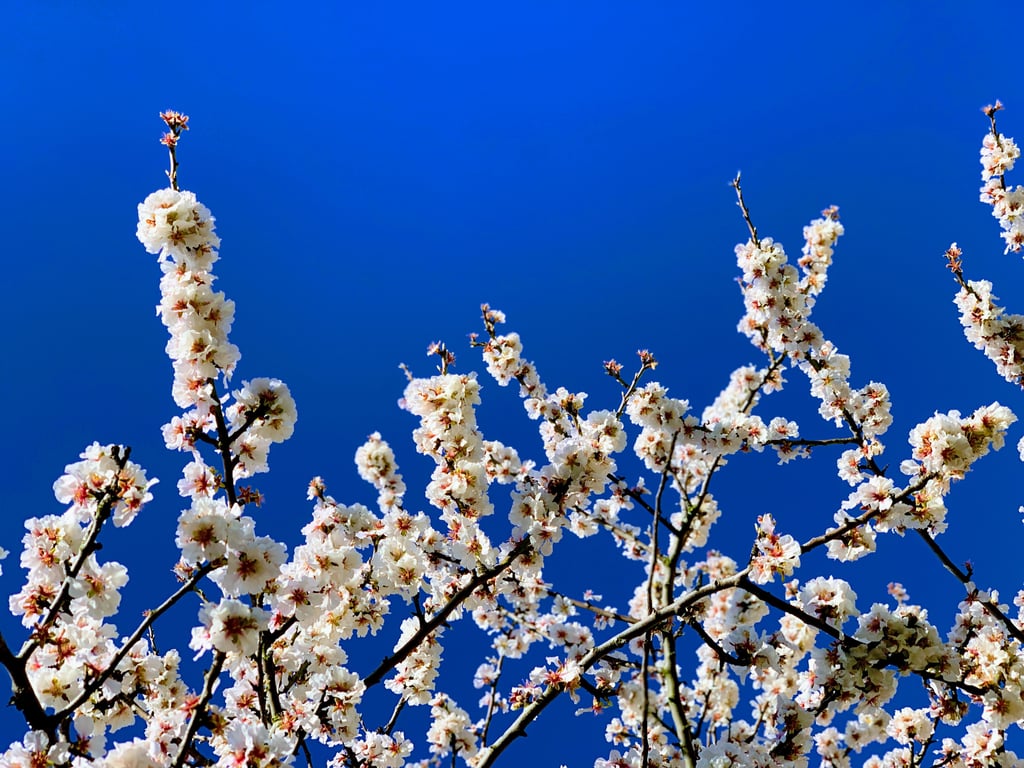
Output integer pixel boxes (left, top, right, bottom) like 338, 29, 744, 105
3, 2, 1023, 762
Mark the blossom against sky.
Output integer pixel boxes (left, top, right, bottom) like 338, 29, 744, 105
3, 2, 1024, 760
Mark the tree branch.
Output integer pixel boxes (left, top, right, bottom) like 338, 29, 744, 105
363, 539, 531, 688
171, 651, 225, 768
915, 529, 1024, 645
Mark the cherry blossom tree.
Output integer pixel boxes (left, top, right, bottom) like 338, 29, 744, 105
1, 104, 1023, 768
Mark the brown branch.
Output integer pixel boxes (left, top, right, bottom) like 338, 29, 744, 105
545, 590, 635, 624
661, 630, 696, 768
171, 651, 225, 768
0, 629, 50, 734
479, 656, 504, 746
799, 474, 933, 556
607, 473, 682, 538
380, 696, 407, 736
640, 631, 652, 768
915, 529, 1024, 645
363, 539, 531, 688
739, 578, 845, 641
205, 378, 239, 508
686, 617, 749, 667
731, 173, 760, 247
764, 436, 861, 448
614, 358, 657, 421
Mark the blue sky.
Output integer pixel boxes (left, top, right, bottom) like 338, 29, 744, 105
3, 2, 1024, 762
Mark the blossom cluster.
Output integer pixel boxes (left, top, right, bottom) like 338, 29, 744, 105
736, 214, 891, 443
140, 186, 296, 486
8, 442, 157, 733
137, 188, 238, 411
479, 315, 627, 556
953, 273, 1024, 391
979, 108, 1024, 253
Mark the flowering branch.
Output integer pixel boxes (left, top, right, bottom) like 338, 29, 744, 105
481, 572, 749, 766
363, 539, 531, 688
159, 110, 189, 192
17, 446, 132, 663
54, 561, 216, 722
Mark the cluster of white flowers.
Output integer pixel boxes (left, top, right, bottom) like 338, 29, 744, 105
385, 618, 444, 705
948, 589, 1024, 732
798, 205, 843, 295
139, 186, 296, 489
137, 188, 238, 410
736, 211, 892, 453
979, 116, 1024, 253
905, 404, 1015, 481
625, 367, 794, 472
896, 404, 1013, 535
825, 403, 1015, 564
52, 442, 157, 529
336, 730, 413, 768
8, 444, 157, 720
736, 235, 817, 359
355, 431, 407, 511
479, 314, 633, 565
425, 693, 478, 760
480, 326, 525, 385
223, 377, 298, 477
953, 278, 1024, 388
402, 372, 498, 566
506, 401, 625, 553
194, 597, 268, 657
940, 721, 1019, 768
954, 114, 1024, 392
747, 513, 800, 584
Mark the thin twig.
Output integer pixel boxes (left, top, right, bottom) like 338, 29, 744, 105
915, 529, 1024, 645
171, 651, 226, 768
479, 655, 504, 746
731, 173, 759, 247
640, 631, 652, 768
